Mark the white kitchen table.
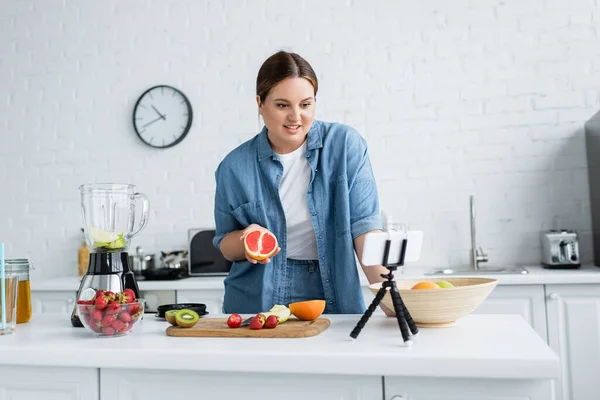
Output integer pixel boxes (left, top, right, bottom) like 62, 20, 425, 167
0, 313, 558, 400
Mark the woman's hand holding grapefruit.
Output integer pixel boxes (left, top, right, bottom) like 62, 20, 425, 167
240, 224, 280, 264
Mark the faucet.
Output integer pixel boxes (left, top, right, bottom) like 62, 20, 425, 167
470, 195, 489, 270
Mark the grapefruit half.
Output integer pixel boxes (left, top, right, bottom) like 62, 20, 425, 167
243, 228, 278, 261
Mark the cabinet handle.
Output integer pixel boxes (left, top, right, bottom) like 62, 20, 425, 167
548, 292, 558, 300
390, 396, 405, 400
67, 298, 74, 304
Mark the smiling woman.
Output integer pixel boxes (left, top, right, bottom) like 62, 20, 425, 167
212, 50, 390, 315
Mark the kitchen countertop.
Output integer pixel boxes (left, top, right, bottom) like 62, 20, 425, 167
32, 264, 600, 292
0, 314, 558, 379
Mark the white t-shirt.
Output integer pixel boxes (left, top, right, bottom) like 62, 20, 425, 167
276, 141, 319, 260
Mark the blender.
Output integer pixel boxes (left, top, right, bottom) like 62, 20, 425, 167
71, 183, 149, 327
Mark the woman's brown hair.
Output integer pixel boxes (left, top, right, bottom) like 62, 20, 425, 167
256, 51, 318, 104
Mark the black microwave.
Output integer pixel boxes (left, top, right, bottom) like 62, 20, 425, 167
188, 228, 232, 276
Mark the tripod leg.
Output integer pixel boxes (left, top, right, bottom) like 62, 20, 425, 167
389, 285, 412, 343
350, 286, 387, 339
390, 283, 419, 336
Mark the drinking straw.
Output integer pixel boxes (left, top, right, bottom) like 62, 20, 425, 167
1, 242, 5, 330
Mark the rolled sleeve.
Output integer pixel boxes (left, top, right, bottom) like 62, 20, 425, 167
351, 214, 384, 239
346, 131, 383, 239
213, 180, 242, 250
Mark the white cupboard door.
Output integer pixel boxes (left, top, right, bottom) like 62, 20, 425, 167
177, 289, 224, 316
546, 284, 600, 400
101, 369, 382, 400
384, 376, 552, 400
31, 291, 77, 314
471, 284, 548, 340
0, 366, 98, 400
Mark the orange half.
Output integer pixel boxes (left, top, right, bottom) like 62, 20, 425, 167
289, 299, 326, 321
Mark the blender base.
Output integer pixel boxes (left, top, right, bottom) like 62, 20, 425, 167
71, 252, 140, 328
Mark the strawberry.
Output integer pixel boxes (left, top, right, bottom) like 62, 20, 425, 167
105, 301, 121, 315
105, 291, 117, 302
111, 319, 126, 332
119, 311, 132, 323
91, 309, 103, 322
102, 314, 116, 327
249, 314, 266, 330
227, 313, 242, 328
264, 315, 279, 329
102, 326, 115, 336
94, 289, 105, 300
121, 322, 131, 332
95, 295, 108, 310
123, 288, 136, 303
128, 303, 141, 315
92, 321, 104, 333
77, 299, 86, 305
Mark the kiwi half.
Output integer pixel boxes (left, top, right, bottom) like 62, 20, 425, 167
165, 310, 178, 326
175, 309, 199, 328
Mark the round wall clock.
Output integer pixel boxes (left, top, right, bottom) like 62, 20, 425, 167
132, 85, 193, 149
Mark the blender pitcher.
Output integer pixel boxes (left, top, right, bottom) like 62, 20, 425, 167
80, 183, 149, 252
72, 183, 149, 328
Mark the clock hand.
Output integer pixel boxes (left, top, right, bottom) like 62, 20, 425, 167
151, 105, 166, 120
141, 116, 163, 128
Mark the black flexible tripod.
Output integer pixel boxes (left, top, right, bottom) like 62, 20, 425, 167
350, 237, 419, 344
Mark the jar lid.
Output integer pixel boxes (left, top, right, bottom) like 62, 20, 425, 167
4, 259, 34, 270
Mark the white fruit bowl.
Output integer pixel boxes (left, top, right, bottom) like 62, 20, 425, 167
369, 277, 498, 328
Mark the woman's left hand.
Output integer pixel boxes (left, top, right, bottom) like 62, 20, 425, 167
244, 246, 281, 265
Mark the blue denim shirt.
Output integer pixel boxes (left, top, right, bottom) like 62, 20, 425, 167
213, 120, 384, 314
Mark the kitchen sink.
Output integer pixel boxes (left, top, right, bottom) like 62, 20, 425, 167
425, 266, 529, 275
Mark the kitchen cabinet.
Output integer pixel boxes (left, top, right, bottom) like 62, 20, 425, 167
31, 291, 77, 314
100, 369, 383, 400
0, 365, 98, 400
384, 376, 553, 400
546, 283, 600, 400
177, 289, 225, 316
471, 284, 548, 340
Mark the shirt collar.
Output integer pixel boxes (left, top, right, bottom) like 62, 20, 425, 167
257, 120, 323, 162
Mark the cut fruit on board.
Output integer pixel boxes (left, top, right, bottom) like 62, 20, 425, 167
166, 318, 330, 338
244, 229, 278, 261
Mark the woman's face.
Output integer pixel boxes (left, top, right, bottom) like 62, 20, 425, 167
257, 77, 316, 154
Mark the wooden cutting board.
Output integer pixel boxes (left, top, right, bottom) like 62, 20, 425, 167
166, 317, 330, 338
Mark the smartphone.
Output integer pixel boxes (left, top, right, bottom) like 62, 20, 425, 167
360, 230, 423, 266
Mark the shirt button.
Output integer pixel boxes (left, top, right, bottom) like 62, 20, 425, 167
312, 211, 317, 216
318, 235, 322, 239
321, 256, 325, 260
326, 279, 330, 283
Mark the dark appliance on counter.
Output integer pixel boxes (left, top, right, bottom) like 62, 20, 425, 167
585, 110, 600, 266
188, 229, 232, 276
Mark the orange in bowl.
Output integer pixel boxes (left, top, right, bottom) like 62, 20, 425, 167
411, 281, 440, 290
289, 300, 326, 321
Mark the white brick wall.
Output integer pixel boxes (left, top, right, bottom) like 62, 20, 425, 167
1, 0, 599, 278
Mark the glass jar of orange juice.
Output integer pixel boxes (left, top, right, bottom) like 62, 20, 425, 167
6, 259, 32, 324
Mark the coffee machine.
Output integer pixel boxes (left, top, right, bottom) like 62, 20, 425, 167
71, 183, 149, 327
